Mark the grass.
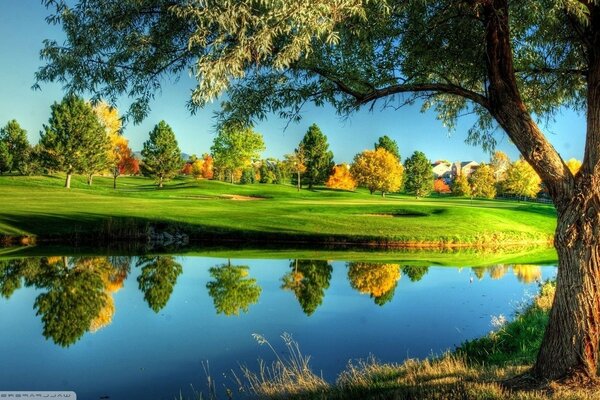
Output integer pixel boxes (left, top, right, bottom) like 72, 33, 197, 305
183, 281, 600, 400
0, 175, 557, 247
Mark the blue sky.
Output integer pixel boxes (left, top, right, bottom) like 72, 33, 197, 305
0, 2, 586, 164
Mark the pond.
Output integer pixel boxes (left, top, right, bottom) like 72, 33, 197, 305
0, 254, 556, 399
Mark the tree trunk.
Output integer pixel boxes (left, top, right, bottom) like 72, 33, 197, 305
297, 171, 301, 191
158, 176, 163, 188
381, 191, 385, 197
65, 173, 72, 189
87, 174, 93, 186
532, 184, 600, 383
113, 175, 117, 189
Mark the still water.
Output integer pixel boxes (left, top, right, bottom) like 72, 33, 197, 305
0, 255, 556, 399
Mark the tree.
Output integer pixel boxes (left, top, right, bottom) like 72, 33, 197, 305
0, 120, 30, 174
200, 154, 214, 179
469, 163, 497, 199
283, 146, 307, 191
38, 0, 600, 382
281, 259, 332, 316
403, 151, 433, 198
347, 262, 401, 306
0, 141, 12, 175
136, 256, 183, 313
504, 159, 542, 199
566, 158, 582, 175
94, 102, 137, 188
210, 126, 265, 183
490, 151, 511, 183
433, 178, 451, 194
374, 135, 400, 161
259, 161, 276, 184
299, 124, 334, 189
326, 164, 357, 191
39, 95, 108, 188
351, 148, 403, 196
206, 262, 262, 316
401, 265, 429, 282
451, 173, 471, 197
141, 121, 182, 188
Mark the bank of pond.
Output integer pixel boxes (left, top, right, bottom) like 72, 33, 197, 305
0, 253, 557, 399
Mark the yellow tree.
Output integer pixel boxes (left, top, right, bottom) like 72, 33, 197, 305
191, 159, 204, 179
283, 146, 307, 191
469, 163, 497, 199
326, 163, 357, 191
351, 148, 403, 197
490, 151, 511, 183
504, 158, 542, 198
512, 265, 542, 284
566, 158, 582, 176
347, 262, 401, 305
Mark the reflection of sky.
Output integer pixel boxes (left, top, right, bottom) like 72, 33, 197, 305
0, 257, 556, 400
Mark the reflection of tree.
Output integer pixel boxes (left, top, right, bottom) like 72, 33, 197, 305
347, 262, 400, 306
32, 257, 111, 347
472, 267, 486, 280
136, 256, 183, 313
401, 265, 429, 282
0, 258, 39, 298
512, 265, 542, 283
206, 261, 261, 316
282, 259, 332, 315
488, 265, 508, 280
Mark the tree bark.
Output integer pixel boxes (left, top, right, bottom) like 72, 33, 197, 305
158, 176, 163, 188
65, 173, 72, 189
87, 174, 93, 186
113, 175, 117, 189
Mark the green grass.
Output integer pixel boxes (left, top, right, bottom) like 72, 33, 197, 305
0, 175, 557, 246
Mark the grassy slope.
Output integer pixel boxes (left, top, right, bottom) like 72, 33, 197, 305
0, 175, 557, 245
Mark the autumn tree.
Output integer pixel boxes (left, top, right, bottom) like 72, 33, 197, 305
504, 159, 542, 199
374, 135, 400, 160
94, 102, 137, 188
299, 124, 334, 189
566, 158, 582, 175
433, 178, 451, 194
403, 151, 433, 198
211, 126, 265, 183
347, 262, 401, 306
451, 173, 471, 197
38, 0, 600, 382
326, 163, 357, 191
141, 121, 182, 188
281, 259, 332, 316
351, 148, 403, 196
0, 120, 30, 174
490, 151, 511, 183
39, 95, 108, 188
469, 163, 497, 199
283, 146, 307, 191
206, 262, 262, 316
200, 154, 214, 179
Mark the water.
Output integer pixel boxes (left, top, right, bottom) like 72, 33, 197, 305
0, 255, 556, 399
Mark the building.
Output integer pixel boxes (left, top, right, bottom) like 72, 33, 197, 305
452, 161, 479, 179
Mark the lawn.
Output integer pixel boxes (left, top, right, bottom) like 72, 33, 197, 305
0, 175, 557, 247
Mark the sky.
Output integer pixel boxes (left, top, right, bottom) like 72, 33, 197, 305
0, 1, 587, 164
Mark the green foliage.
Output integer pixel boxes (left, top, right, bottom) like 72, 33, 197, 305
240, 167, 256, 184
136, 256, 183, 313
281, 259, 333, 316
403, 151, 433, 198
469, 164, 497, 199
206, 263, 262, 316
401, 265, 429, 282
210, 126, 265, 183
299, 124, 334, 189
141, 121, 182, 187
38, 95, 109, 186
374, 135, 400, 161
259, 162, 276, 184
0, 141, 12, 175
0, 120, 30, 174
504, 159, 542, 198
451, 173, 471, 197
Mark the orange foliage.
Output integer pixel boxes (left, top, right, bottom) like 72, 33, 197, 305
181, 162, 193, 175
326, 164, 357, 191
433, 178, 451, 194
89, 295, 115, 332
201, 154, 214, 179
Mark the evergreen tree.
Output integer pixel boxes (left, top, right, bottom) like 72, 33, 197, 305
0, 141, 12, 175
141, 121, 182, 188
374, 135, 400, 161
299, 124, 334, 189
403, 151, 433, 198
0, 120, 30, 174
39, 95, 108, 188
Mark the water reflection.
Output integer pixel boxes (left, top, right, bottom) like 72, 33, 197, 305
281, 260, 333, 316
206, 260, 261, 316
0, 256, 547, 347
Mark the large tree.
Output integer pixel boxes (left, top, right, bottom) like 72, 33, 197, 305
141, 121, 182, 188
210, 126, 265, 183
298, 124, 334, 189
403, 151, 434, 198
39, 95, 108, 188
351, 148, 403, 196
0, 120, 30, 175
37, 0, 600, 383
374, 135, 400, 161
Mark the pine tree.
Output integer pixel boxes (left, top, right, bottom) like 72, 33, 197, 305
141, 121, 182, 188
403, 151, 433, 198
299, 124, 334, 189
